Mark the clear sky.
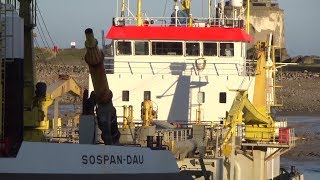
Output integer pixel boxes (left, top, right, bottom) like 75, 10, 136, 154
35, 0, 319, 56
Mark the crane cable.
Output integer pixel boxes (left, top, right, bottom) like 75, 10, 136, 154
37, 4, 55, 47
36, 3, 66, 66
162, 0, 168, 17
36, 25, 49, 48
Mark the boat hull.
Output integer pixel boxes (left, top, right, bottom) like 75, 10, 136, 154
0, 173, 193, 180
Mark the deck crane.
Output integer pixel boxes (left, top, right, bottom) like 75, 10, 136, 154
19, 0, 83, 142
222, 41, 275, 156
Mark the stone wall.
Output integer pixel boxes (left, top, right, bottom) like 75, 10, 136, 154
249, 7, 285, 48
36, 63, 89, 104
224, 3, 288, 59
276, 70, 320, 113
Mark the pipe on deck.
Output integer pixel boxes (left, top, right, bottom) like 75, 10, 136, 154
84, 28, 119, 145
84, 28, 112, 105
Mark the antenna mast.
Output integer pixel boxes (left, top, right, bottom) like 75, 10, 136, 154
137, 0, 142, 26
121, 0, 125, 17
208, 0, 212, 24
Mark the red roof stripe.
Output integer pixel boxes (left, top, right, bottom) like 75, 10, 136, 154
106, 26, 252, 42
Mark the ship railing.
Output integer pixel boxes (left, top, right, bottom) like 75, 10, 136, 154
273, 127, 296, 148
289, 128, 296, 147
45, 125, 79, 143
104, 61, 248, 76
117, 120, 192, 143
113, 16, 245, 29
159, 129, 192, 142
244, 58, 256, 76
241, 127, 296, 148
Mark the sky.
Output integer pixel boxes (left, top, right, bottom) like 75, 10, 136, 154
35, 0, 320, 56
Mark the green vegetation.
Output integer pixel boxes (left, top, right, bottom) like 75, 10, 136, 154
35, 48, 86, 65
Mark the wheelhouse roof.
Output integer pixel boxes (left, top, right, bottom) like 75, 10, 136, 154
106, 26, 252, 42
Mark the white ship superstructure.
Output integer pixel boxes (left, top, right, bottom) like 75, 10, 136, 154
90, 21, 255, 124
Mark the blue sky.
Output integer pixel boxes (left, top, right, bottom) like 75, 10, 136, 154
35, 0, 319, 56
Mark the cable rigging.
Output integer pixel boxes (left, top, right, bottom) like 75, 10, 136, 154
37, 4, 55, 47
35, 3, 66, 66
36, 25, 49, 48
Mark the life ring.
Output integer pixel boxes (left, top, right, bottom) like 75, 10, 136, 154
195, 58, 207, 71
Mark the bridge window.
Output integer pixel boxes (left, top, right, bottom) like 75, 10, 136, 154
152, 42, 183, 55
203, 43, 218, 56
122, 91, 130, 101
116, 41, 132, 55
135, 41, 149, 55
186, 42, 200, 56
219, 92, 227, 103
220, 43, 234, 57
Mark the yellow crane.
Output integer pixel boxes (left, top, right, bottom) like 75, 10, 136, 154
24, 75, 83, 141
16, 0, 83, 142
222, 41, 275, 156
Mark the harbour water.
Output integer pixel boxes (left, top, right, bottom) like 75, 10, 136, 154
281, 159, 320, 180
280, 116, 320, 180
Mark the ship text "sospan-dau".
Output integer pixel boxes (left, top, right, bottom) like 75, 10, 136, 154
82, 154, 144, 165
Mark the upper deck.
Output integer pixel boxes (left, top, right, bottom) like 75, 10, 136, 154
107, 26, 252, 42
108, 16, 252, 42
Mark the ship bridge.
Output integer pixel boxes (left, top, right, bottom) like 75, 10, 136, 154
92, 18, 257, 125
106, 25, 253, 76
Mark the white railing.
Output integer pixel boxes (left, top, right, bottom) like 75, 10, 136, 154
289, 128, 295, 147
104, 61, 248, 76
159, 129, 192, 143
113, 16, 245, 28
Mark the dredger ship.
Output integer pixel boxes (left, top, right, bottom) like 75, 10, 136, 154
0, 0, 304, 179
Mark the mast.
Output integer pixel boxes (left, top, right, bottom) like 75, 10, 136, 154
19, 0, 35, 112
127, 0, 130, 16
121, 0, 125, 17
19, 0, 39, 141
181, 0, 190, 15
221, 0, 224, 20
208, 0, 211, 19
174, 0, 178, 27
246, 0, 250, 34
136, 0, 142, 26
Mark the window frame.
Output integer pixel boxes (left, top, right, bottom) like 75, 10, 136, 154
122, 90, 130, 102
151, 40, 184, 56
116, 40, 133, 56
134, 41, 150, 55
219, 92, 227, 103
219, 42, 235, 57
185, 42, 201, 57
203, 42, 218, 57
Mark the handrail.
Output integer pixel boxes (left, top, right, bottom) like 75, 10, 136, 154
103, 61, 248, 75
113, 16, 245, 29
